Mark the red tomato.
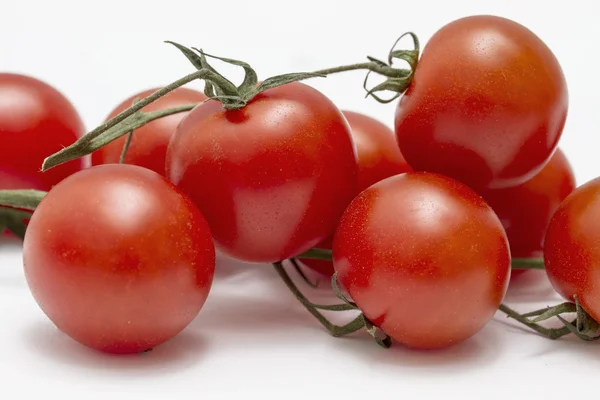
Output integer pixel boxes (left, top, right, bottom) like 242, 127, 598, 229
92, 87, 206, 176
333, 172, 510, 349
22, 164, 215, 354
481, 148, 575, 278
395, 15, 568, 190
300, 110, 412, 276
166, 82, 358, 263
0, 73, 86, 191
544, 177, 600, 321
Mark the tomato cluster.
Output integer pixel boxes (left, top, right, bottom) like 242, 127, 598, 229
0, 13, 595, 354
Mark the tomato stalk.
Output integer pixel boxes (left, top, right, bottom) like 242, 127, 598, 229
273, 261, 391, 348
499, 296, 600, 341
41, 33, 419, 172
297, 248, 547, 270
0, 189, 46, 239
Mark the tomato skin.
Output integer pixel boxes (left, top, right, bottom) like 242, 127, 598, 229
166, 82, 358, 263
300, 111, 412, 276
0, 73, 86, 191
479, 149, 575, 277
395, 15, 568, 190
22, 164, 215, 354
333, 172, 510, 349
543, 177, 600, 320
92, 87, 206, 176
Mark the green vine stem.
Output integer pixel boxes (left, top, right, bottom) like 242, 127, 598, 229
0, 190, 46, 211
511, 257, 545, 270
41, 34, 419, 172
0, 189, 47, 239
272, 261, 366, 337
499, 295, 600, 341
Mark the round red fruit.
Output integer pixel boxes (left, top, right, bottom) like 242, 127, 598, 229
395, 15, 568, 190
481, 148, 575, 278
301, 110, 411, 276
166, 82, 358, 263
333, 172, 510, 349
0, 73, 86, 191
544, 177, 600, 321
92, 87, 206, 176
23, 164, 215, 354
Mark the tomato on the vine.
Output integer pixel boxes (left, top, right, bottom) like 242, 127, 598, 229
23, 164, 215, 354
394, 15, 568, 190
543, 177, 600, 321
92, 87, 206, 176
0, 73, 86, 191
333, 172, 510, 349
300, 110, 411, 276
166, 82, 358, 263
481, 148, 575, 278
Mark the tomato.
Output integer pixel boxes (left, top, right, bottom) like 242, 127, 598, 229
22, 164, 215, 354
300, 110, 412, 276
0, 73, 86, 191
166, 82, 358, 263
394, 15, 568, 190
333, 172, 510, 349
92, 87, 206, 176
481, 148, 575, 278
543, 177, 600, 321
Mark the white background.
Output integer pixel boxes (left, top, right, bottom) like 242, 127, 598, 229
1, 0, 598, 398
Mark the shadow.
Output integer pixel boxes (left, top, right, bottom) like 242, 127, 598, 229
21, 320, 208, 377
0, 240, 26, 289
492, 312, 600, 362
328, 323, 504, 374
504, 270, 560, 303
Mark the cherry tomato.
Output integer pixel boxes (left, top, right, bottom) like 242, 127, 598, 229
92, 87, 206, 176
300, 110, 412, 276
22, 164, 215, 354
0, 73, 86, 191
544, 177, 600, 321
166, 82, 358, 263
333, 172, 510, 349
481, 148, 575, 278
395, 15, 568, 190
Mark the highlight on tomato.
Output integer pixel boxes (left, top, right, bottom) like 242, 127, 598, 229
480, 148, 576, 279
299, 110, 412, 276
394, 15, 568, 191
22, 164, 216, 354
0, 73, 86, 191
332, 172, 511, 349
166, 81, 358, 264
92, 87, 207, 176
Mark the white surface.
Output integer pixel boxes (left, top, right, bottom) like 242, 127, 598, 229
1, 0, 599, 398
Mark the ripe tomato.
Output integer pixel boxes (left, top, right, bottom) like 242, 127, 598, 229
23, 164, 215, 354
544, 177, 600, 321
300, 110, 412, 276
481, 148, 575, 278
333, 172, 510, 349
92, 87, 206, 176
395, 15, 568, 190
0, 73, 86, 191
166, 82, 358, 263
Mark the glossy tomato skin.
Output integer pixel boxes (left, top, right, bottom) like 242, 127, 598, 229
166, 82, 358, 263
481, 148, 575, 278
301, 110, 412, 276
23, 164, 215, 354
0, 73, 86, 190
395, 15, 568, 190
333, 172, 510, 349
92, 87, 206, 176
544, 177, 600, 320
